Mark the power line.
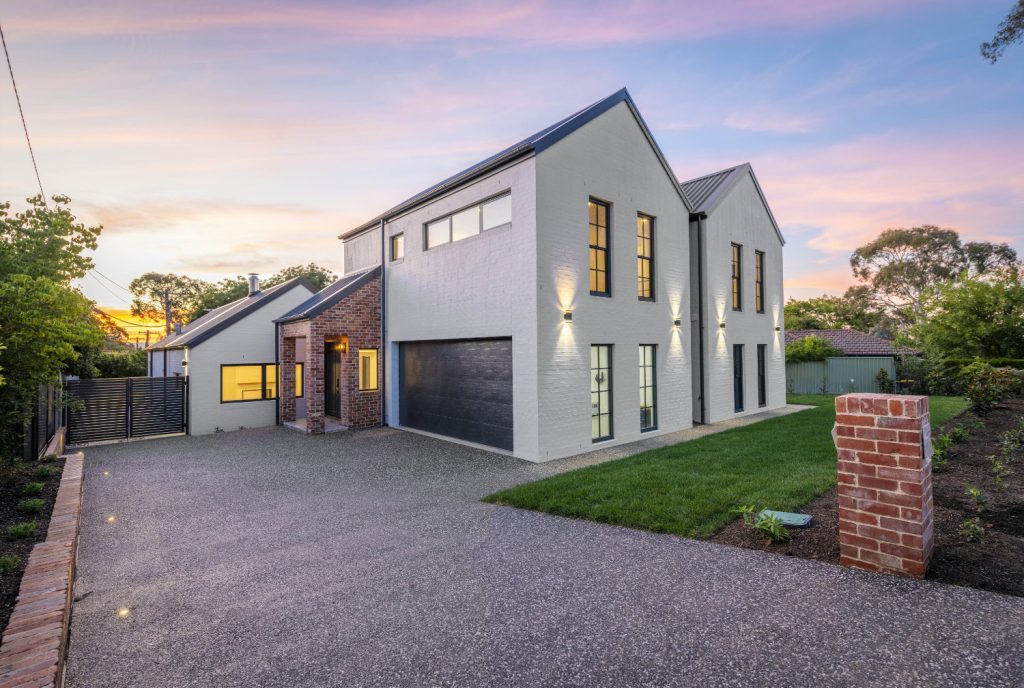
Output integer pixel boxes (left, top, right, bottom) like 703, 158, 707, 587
0, 21, 46, 205
92, 306, 157, 329
90, 267, 133, 293
88, 271, 133, 307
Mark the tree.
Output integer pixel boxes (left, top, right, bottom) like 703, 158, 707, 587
186, 263, 337, 322
981, 1, 1024, 63
265, 263, 336, 291
784, 287, 881, 332
94, 349, 147, 378
785, 335, 844, 363
912, 274, 1024, 360
850, 226, 1018, 324
129, 272, 210, 333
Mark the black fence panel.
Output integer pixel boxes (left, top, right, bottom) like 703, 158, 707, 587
22, 383, 62, 460
66, 377, 186, 445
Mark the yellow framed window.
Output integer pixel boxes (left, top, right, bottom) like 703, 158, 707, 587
358, 349, 378, 391
221, 364, 277, 403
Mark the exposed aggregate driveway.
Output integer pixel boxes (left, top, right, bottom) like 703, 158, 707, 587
66, 427, 1024, 688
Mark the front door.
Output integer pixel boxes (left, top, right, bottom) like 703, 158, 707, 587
325, 346, 341, 418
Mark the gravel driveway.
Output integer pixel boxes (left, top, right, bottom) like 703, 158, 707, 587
66, 426, 1024, 687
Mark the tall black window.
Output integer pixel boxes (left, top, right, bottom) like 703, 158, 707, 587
757, 344, 767, 408
733, 344, 744, 413
637, 214, 654, 300
731, 244, 742, 311
591, 344, 612, 441
589, 200, 610, 296
755, 250, 765, 313
639, 344, 656, 431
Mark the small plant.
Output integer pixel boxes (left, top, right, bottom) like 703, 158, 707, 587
22, 482, 44, 496
875, 368, 894, 393
964, 484, 986, 513
7, 522, 36, 539
990, 455, 1011, 489
16, 498, 45, 515
960, 361, 1007, 414
34, 465, 57, 480
948, 425, 968, 444
736, 504, 791, 543
959, 517, 985, 542
41, 453, 60, 463
0, 554, 22, 574
931, 434, 954, 472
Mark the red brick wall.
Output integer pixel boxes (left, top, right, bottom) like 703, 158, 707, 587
834, 393, 934, 578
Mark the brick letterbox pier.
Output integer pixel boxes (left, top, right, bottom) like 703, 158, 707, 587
833, 393, 934, 578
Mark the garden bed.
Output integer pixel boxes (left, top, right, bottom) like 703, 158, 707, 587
712, 396, 1024, 597
0, 454, 66, 632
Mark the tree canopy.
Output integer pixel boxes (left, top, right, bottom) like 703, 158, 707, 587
981, 0, 1024, 62
186, 263, 337, 322
785, 287, 881, 332
785, 335, 844, 363
913, 274, 1024, 360
129, 272, 210, 332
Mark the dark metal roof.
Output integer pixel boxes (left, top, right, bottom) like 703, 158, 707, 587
680, 162, 785, 245
785, 329, 916, 357
148, 277, 316, 351
341, 88, 690, 239
275, 266, 381, 323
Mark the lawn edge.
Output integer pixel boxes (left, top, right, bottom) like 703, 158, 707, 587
0, 451, 84, 688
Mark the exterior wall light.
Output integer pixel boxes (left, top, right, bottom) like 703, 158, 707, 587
775, 326, 781, 332
673, 318, 681, 328
563, 310, 573, 323
719, 322, 726, 329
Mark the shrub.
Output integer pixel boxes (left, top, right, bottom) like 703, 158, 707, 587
990, 455, 1010, 489
7, 522, 36, 539
964, 484, 986, 513
22, 481, 44, 496
932, 434, 954, 472
960, 361, 1006, 414
16, 498, 45, 515
0, 554, 21, 574
34, 465, 57, 480
995, 367, 1024, 398
94, 349, 147, 378
736, 504, 791, 543
960, 517, 985, 542
785, 335, 843, 363
875, 368, 894, 393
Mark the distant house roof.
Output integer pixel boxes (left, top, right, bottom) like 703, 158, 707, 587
785, 329, 914, 357
340, 88, 690, 240
275, 266, 380, 323
680, 163, 785, 245
148, 277, 315, 351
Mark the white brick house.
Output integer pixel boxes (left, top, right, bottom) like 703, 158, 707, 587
337, 88, 785, 462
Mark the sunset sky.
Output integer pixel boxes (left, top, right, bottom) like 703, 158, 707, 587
1, 0, 1022, 333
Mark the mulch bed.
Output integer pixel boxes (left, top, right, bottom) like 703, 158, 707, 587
711, 397, 1024, 597
0, 454, 66, 632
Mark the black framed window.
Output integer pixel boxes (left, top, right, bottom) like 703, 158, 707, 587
733, 344, 744, 413
639, 344, 656, 431
637, 214, 654, 300
424, 193, 511, 250
755, 250, 765, 313
390, 233, 404, 261
591, 344, 612, 441
757, 344, 767, 408
731, 243, 742, 311
588, 199, 610, 296
221, 364, 277, 403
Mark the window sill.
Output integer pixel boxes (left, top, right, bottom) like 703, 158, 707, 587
638, 297, 656, 303
592, 436, 614, 444
590, 292, 612, 298
640, 426, 657, 433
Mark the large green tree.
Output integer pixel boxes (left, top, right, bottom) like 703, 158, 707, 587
913, 274, 1024, 359
785, 286, 881, 332
982, 1, 1024, 62
187, 263, 337, 322
850, 225, 1018, 324
129, 272, 210, 333
0, 196, 104, 457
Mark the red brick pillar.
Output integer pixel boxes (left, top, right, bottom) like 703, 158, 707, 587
279, 336, 296, 423
834, 393, 934, 578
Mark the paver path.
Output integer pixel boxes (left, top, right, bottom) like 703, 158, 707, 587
65, 425, 1024, 687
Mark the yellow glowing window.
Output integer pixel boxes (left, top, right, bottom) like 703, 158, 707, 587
295, 363, 304, 398
220, 364, 277, 402
358, 349, 378, 391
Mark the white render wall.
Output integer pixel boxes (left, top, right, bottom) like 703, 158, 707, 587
343, 227, 381, 275
700, 171, 785, 424
534, 101, 693, 460
382, 157, 540, 458
149, 348, 185, 377
184, 286, 314, 435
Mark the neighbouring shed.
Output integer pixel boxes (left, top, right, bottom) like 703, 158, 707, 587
785, 329, 915, 394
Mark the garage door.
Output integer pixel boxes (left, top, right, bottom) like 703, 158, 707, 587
399, 338, 513, 451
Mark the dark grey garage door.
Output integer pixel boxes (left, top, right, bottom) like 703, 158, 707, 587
399, 338, 513, 451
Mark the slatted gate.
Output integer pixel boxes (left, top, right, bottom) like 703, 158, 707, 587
66, 377, 187, 445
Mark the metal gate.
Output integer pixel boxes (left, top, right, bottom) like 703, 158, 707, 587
66, 377, 186, 445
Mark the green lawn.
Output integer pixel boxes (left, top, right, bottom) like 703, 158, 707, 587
484, 394, 969, 539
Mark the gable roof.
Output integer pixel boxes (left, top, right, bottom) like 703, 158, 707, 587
275, 266, 380, 323
680, 163, 785, 245
785, 329, 915, 357
340, 88, 691, 240
148, 277, 316, 351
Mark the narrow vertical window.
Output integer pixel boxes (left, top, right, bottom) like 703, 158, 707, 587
639, 344, 656, 431
637, 214, 654, 300
755, 250, 765, 314
390, 233, 404, 261
295, 362, 304, 398
358, 349, 378, 391
733, 344, 745, 413
589, 199, 610, 296
757, 344, 767, 408
731, 244, 742, 311
591, 344, 612, 441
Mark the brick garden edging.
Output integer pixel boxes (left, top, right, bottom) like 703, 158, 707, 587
0, 452, 84, 688
834, 394, 934, 578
